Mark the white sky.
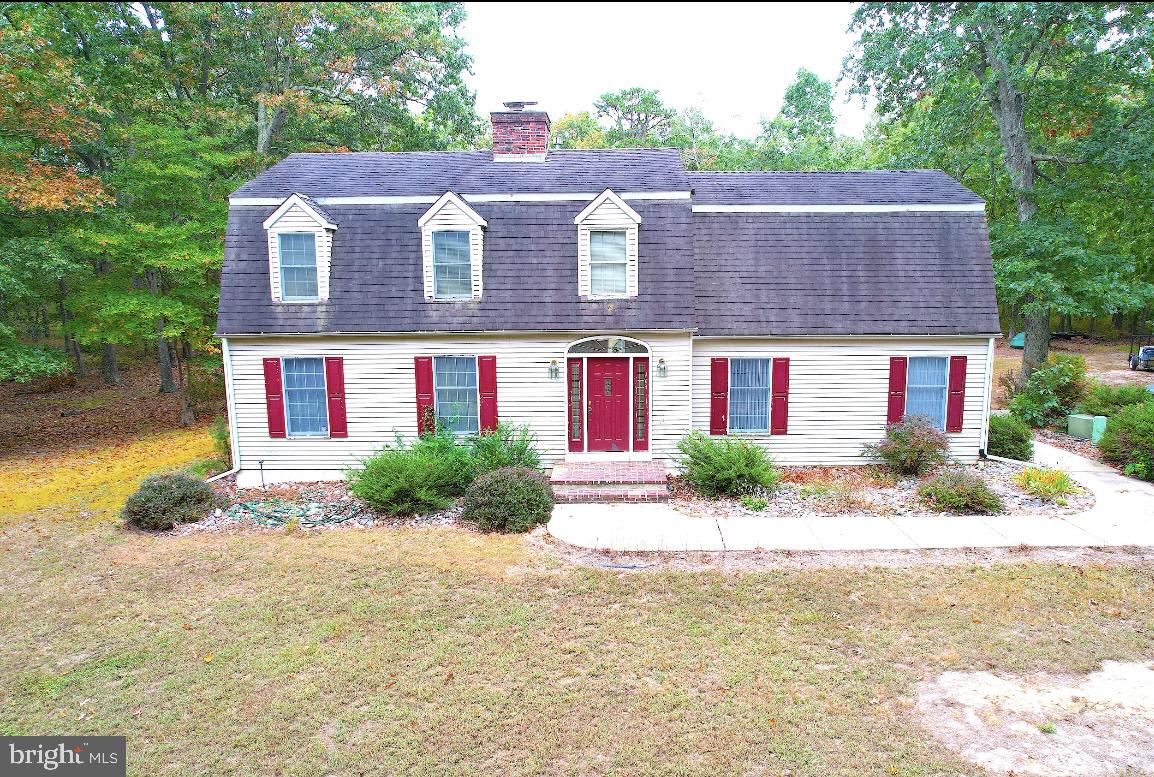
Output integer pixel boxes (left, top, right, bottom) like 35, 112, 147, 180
458, 2, 874, 139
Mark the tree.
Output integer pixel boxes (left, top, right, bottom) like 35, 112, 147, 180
845, 3, 1154, 380
757, 69, 869, 171
551, 112, 607, 149
594, 87, 676, 145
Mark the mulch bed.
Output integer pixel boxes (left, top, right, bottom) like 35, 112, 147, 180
1035, 427, 1102, 460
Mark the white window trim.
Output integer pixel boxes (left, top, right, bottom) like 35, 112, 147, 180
265, 194, 335, 304
277, 233, 321, 302
420, 192, 486, 302
727, 357, 774, 435
281, 356, 330, 438
432, 354, 480, 436
905, 355, 950, 431
574, 189, 641, 300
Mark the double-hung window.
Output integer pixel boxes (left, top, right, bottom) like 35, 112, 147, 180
728, 358, 772, 432
283, 357, 329, 436
278, 233, 319, 301
589, 231, 628, 296
433, 356, 479, 434
432, 231, 472, 299
906, 356, 948, 430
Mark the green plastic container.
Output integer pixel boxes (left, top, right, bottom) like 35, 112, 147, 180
1067, 413, 1107, 443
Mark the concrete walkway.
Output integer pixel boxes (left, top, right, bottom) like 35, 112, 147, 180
547, 442, 1154, 552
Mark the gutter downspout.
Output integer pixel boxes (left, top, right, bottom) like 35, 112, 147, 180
206, 336, 243, 483
978, 335, 996, 457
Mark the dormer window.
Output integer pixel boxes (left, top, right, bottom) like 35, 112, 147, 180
420, 192, 487, 301
574, 189, 641, 300
262, 193, 337, 304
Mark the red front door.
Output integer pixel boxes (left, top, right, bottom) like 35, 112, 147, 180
586, 358, 630, 452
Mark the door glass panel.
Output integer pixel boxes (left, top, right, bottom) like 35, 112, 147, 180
603, 377, 613, 396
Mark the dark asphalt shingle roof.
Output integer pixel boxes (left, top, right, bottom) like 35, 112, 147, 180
688, 170, 984, 205
233, 149, 691, 198
295, 193, 337, 226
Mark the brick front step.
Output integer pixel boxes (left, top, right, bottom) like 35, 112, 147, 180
552, 484, 669, 503
549, 461, 669, 486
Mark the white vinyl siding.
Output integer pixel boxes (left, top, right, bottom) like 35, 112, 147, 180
225, 331, 692, 486
589, 231, 628, 296
420, 194, 484, 300
283, 357, 328, 436
431, 231, 473, 299
728, 358, 772, 432
278, 234, 319, 300
433, 355, 479, 434
905, 356, 948, 430
264, 203, 332, 302
692, 337, 992, 465
575, 191, 640, 299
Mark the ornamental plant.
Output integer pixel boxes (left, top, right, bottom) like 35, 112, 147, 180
986, 414, 1034, 461
122, 474, 220, 531
349, 430, 474, 515
917, 470, 1004, 514
1009, 354, 1087, 427
863, 416, 949, 476
676, 431, 782, 497
1096, 402, 1154, 482
461, 467, 554, 533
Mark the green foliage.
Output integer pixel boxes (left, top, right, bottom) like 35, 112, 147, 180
917, 470, 1004, 515
1079, 382, 1154, 418
460, 467, 554, 533
987, 414, 1035, 461
121, 474, 219, 531
0, 344, 70, 383
1097, 402, 1154, 482
676, 431, 782, 497
185, 458, 229, 479
349, 431, 474, 516
1012, 467, 1080, 500
469, 423, 541, 475
1009, 355, 1088, 427
863, 416, 949, 476
740, 496, 769, 512
210, 416, 231, 464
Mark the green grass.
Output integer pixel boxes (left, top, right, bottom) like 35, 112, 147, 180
1, 516, 1152, 776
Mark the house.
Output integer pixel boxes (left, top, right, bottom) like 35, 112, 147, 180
217, 104, 1001, 489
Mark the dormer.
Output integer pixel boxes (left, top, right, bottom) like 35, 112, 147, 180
574, 189, 642, 300
263, 193, 337, 303
419, 191, 487, 301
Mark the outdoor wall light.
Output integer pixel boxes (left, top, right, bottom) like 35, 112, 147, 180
656, 358, 667, 377
548, 359, 560, 379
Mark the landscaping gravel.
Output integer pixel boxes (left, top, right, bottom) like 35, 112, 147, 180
1034, 427, 1101, 460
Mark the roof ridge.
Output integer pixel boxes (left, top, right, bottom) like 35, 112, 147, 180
687, 168, 946, 175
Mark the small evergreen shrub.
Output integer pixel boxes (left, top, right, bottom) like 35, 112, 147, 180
1009, 354, 1088, 427
1079, 382, 1154, 418
470, 423, 541, 475
987, 414, 1034, 461
917, 470, 1004, 514
122, 474, 220, 530
863, 416, 949, 476
740, 496, 769, 512
1097, 402, 1154, 482
461, 467, 554, 533
349, 430, 474, 515
1012, 467, 1080, 500
676, 431, 782, 497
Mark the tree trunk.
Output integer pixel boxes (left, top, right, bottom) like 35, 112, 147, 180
256, 102, 287, 155
101, 343, 121, 386
57, 290, 86, 378
174, 340, 196, 427
157, 335, 176, 392
1022, 309, 1049, 376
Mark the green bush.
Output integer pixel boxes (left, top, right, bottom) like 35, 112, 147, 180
0, 344, 70, 383
740, 496, 769, 512
122, 474, 220, 531
1097, 401, 1154, 482
917, 470, 1004, 514
211, 415, 231, 464
987, 414, 1034, 461
469, 423, 541, 475
1009, 354, 1088, 427
676, 431, 782, 497
863, 416, 949, 476
1079, 382, 1154, 418
461, 467, 554, 533
349, 430, 475, 515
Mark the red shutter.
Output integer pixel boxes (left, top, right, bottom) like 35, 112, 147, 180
567, 358, 583, 452
946, 355, 967, 433
324, 357, 347, 438
478, 355, 498, 432
710, 357, 729, 435
414, 356, 435, 435
887, 357, 908, 424
263, 358, 286, 438
633, 357, 649, 452
770, 357, 790, 435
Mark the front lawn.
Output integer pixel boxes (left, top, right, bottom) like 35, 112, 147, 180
2, 508, 1152, 775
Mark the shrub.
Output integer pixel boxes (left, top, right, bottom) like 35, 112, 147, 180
1009, 354, 1088, 427
211, 415, 231, 464
1013, 467, 1080, 500
349, 430, 475, 515
987, 414, 1034, 461
676, 431, 782, 497
461, 467, 554, 532
122, 474, 220, 531
917, 470, 1004, 514
470, 423, 541, 475
863, 416, 949, 476
1097, 401, 1154, 482
0, 344, 70, 383
740, 496, 768, 512
1079, 382, 1154, 418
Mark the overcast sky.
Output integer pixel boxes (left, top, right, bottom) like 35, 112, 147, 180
458, 2, 874, 139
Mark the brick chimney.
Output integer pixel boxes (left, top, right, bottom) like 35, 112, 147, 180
491, 101, 550, 161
